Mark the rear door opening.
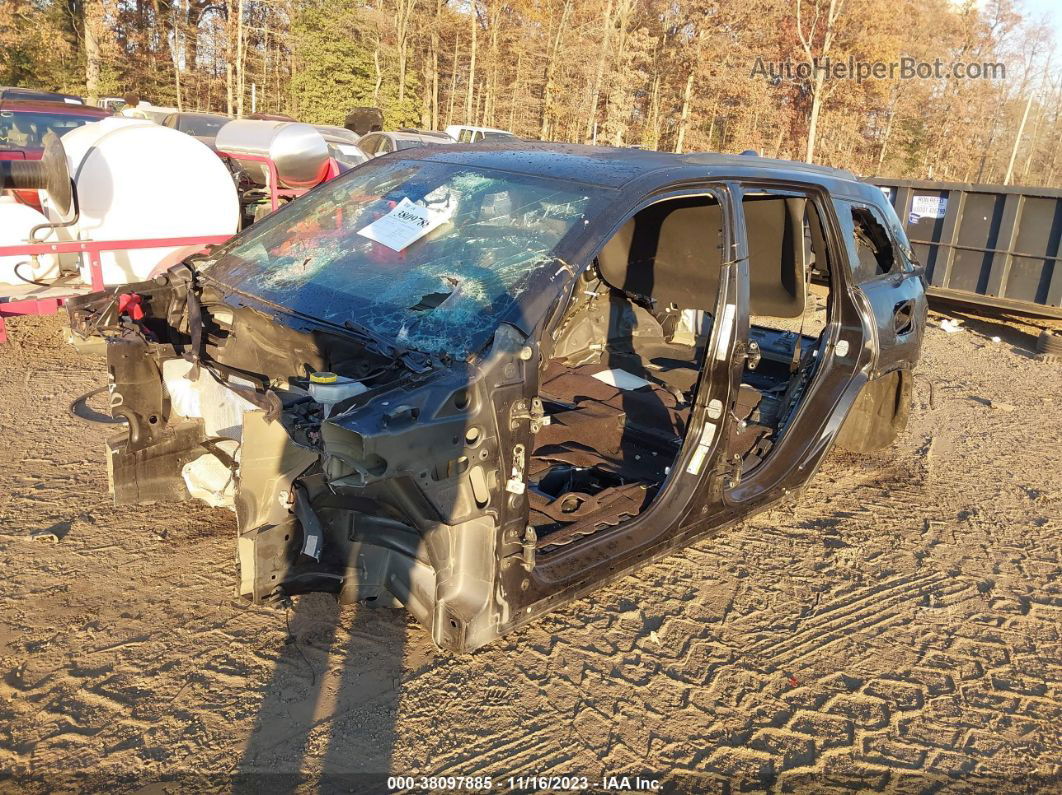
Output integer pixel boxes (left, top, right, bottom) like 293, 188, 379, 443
727, 190, 836, 477
724, 185, 873, 504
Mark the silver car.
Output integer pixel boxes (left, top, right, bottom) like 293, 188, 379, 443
313, 124, 368, 169
357, 130, 453, 158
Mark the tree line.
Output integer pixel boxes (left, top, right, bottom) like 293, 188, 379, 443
1, 0, 1059, 186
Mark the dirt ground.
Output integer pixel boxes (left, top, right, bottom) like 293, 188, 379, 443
0, 307, 1059, 793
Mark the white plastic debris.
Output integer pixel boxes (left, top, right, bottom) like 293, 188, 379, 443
163, 359, 258, 439
592, 368, 652, 390
939, 318, 963, 334
181, 440, 239, 508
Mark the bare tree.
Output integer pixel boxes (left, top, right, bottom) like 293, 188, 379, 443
395, 0, 417, 103
464, 1, 478, 123
539, 0, 571, 140
84, 0, 104, 104
584, 0, 614, 142
795, 0, 846, 163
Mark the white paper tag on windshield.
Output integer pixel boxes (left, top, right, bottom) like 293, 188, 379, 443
356, 197, 447, 251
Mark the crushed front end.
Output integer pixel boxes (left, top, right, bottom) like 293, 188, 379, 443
67, 265, 538, 652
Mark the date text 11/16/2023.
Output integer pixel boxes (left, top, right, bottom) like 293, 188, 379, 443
387, 775, 662, 791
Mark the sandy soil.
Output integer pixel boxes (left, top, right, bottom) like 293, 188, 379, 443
0, 308, 1059, 793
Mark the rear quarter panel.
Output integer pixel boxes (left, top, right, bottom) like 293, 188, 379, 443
834, 192, 927, 375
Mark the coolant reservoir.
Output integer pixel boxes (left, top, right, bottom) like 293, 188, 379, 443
309, 372, 367, 417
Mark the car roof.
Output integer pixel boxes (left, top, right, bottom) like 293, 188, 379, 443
315, 124, 359, 141
398, 128, 452, 138
388, 131, 453, 143
0, 98, 111, 117
403, 141, 866, 193
0, 87, 84, 103
171, 110, 230, 118
248, 112, 296, 121
454, 125, 512, 134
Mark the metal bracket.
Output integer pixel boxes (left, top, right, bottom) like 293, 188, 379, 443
725, 453, 743, 489
510, 396, 547, 433
745, 340, 762, 370
521, 525, 537, 571
505, 442, 527, 495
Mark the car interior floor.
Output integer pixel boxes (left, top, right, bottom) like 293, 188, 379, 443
528, 317, 704, 552
526, 192, 834, 550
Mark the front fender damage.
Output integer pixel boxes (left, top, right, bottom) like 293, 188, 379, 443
77, 272, 533, 651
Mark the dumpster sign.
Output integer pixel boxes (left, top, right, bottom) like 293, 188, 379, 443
910, 194, 947, 223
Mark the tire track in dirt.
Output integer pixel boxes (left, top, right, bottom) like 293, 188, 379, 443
1, 314, 1060, 792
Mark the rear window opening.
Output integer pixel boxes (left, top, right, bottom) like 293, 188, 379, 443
851, 206, 899, 280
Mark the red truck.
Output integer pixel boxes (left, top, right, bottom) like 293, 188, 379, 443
0, 98, 111, 209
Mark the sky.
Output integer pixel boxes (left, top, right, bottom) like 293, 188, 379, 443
1019, 0, 1062, 41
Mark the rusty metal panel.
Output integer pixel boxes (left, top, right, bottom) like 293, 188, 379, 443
873, 178, 1062, 318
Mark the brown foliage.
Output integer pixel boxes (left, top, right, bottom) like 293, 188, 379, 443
3, 0, 1059, 185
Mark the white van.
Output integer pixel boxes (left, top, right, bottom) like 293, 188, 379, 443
443, 124, 517, 143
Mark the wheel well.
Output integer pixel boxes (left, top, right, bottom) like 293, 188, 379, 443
834, 369, 912, 453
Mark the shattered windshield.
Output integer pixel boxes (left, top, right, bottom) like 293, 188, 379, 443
205, 159, 596, 357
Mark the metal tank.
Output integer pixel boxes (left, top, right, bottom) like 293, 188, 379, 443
215, 120, 331, 190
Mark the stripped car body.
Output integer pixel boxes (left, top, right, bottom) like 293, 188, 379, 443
67, 144, 926, 652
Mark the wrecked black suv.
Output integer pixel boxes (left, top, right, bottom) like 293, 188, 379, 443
68, 144, 926, 652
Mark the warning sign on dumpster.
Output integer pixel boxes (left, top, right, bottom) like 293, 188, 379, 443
910, 194, 947, 222
357, 198, 448, 251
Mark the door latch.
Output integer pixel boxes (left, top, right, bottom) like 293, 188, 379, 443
726, 453, 743, 489
510, 396, 548, 433
521, 525, 537, 571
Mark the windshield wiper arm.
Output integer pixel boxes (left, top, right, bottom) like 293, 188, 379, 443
339, 319, 436, 374
195, 269, 434, 373
340, 319, 404, 358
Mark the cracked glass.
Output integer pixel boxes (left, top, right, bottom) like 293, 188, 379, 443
205, 159, 595, 357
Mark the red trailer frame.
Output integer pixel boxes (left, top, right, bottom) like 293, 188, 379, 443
0, 152, 341, 343
0, 235, 231, 344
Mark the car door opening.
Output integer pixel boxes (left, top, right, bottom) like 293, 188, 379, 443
725, 192, 835, 476
529, 195, 725, 552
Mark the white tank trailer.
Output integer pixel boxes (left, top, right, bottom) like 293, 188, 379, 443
0, 118, 336, 290
0, 119, 239, 287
